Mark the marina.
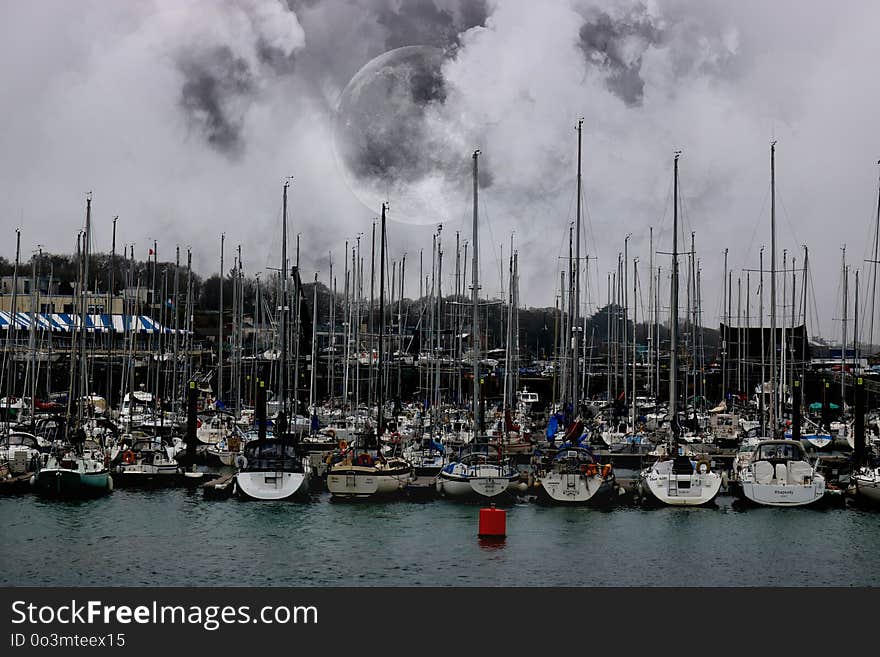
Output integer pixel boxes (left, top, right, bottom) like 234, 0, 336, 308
5, 0, 880, 593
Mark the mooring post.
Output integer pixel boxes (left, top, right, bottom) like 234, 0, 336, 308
257, 379, 267, 441
855, 376, 865, 466
186, 380, 197, 460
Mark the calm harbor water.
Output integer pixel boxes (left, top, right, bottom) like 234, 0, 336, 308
2, 488, 878, 587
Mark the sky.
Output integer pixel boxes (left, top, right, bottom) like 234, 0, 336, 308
2, 0, 880, 342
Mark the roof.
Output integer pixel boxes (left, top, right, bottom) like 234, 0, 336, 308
0, 312, 185, 334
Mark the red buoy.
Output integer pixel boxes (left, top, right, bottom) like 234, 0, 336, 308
478, 503, 506, 537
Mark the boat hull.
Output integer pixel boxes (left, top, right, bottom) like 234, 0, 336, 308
639, 467, 722, 506
436, 471, 522, 499
854, 473, 880, 504
32, 468, 112, 497
739, 481, 825, 507
327, 466, 411, 499
538, 472, 606, 504
235, 471, 309, 501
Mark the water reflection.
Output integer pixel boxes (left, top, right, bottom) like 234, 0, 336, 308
477, 536, 506, 551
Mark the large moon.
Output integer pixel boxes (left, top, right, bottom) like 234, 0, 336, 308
333, 45, 472, 226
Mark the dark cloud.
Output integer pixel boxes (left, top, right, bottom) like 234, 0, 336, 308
377, 0, 489, 50
577, 3, 663, 106
178, 46, 256, 158
257, 39, 297, 75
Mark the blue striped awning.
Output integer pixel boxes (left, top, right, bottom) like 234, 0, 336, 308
0, 312, 184, 334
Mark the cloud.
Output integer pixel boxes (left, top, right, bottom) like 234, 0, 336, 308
1, 0, 880, 340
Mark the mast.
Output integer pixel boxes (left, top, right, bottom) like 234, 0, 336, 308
769, 141, 778, 435
669, 151, 681, 445
841, 248, 848, 404
632, 257, 637, 430
280, 180, 290, 421
107, 216, 117, 406
219, 233, 224, 406
573, 118, 583, 410
648, 227, 654, 398
377, 202, 387, 439
759, 246, 766, 435
870, 161, 880, 353
471, 150, 482, 434
78, 194, 92, 423
6, 229, 21, 429
309, 272, 318, 419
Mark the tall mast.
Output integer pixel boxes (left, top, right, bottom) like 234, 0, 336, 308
573, 118, 583, 409
769, 141, 778, 435
280, 180, 290, 420
669, 151, 681, 444
79, 194, 92, 421
219, 233, 224, 406
632, 257, 637, 430
377, 202, 387, 438
309, 272, 318, 417
870, 161, 880, 352
471, 150, 482, 433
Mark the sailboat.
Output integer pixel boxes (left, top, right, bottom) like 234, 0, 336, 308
327, 202, 413, 499
737, 438, 825, 506
735, 143, 825, 507
435, 150, 521, 500
234, 180, 311, 501
638, 152, 722, 506
31, 195, 112, 497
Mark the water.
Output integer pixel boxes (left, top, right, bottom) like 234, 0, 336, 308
2, 489, 879, 586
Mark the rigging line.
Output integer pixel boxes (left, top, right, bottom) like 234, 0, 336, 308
774, 179, 803, 248
741, 183, 771, 268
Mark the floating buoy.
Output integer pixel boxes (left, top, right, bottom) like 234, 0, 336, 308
478, 503, 506, 537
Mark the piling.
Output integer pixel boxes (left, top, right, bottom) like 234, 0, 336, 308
186, 380, 197, 460
855, 376, 865, 465
257, 379, 266, 441
822, 380, 830, 430
792, 379, 801, 441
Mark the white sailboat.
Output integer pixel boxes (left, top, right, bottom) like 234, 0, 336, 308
432, 150, 520, 500
537, 442, 612, 504
737, 439, 825, 506
32, 195, 113, 498
638, 152, 722, 506
234, 180, 311, 501
326, 203, 413, 499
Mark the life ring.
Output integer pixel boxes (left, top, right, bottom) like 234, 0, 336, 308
695, 459, 711, 474
122, 450, 136, 465
327, 428, 337, 439
584, 463, 598, 477
338, 440, 348, 451
601, 464, 613, 478
234, 455, 248, 469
